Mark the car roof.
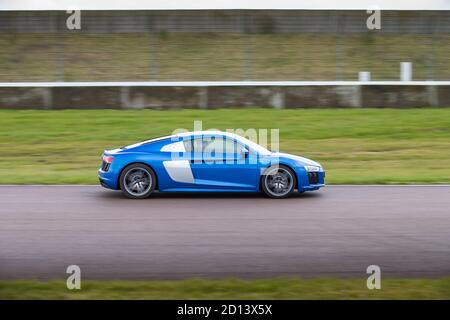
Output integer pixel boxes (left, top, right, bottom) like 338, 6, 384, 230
124, 131, 241, 149
123, 130, 271, 155
176, 131, 238, 138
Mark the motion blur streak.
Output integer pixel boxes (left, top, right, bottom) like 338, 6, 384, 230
0, 185, 449, 279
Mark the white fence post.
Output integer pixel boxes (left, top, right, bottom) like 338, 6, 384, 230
400, 62, 412, 81
358, 71, 371, 81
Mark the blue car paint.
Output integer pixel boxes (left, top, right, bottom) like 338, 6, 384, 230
98, 132, 325, 193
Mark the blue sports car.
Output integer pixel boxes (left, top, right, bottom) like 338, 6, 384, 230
98, 131, 325, 199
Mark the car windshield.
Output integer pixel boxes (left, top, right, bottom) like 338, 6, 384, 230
234, 135, 272, 155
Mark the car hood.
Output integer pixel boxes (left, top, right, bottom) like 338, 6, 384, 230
269, 152, 322, 167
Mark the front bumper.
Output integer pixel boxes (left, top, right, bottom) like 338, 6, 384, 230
296, 168, 325, 192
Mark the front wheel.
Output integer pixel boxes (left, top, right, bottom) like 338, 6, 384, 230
119, 164, 156, 199
261, 165, 296, 199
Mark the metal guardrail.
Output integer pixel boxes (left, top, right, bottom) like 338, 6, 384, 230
0, 81, 448, 109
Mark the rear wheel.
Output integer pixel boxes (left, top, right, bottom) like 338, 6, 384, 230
261, 165, 296, 199
119, 164, 156, 199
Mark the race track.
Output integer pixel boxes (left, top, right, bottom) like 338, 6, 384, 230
0, 185, 449, 279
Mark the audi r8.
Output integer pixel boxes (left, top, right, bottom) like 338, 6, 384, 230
98, 131, 325, 199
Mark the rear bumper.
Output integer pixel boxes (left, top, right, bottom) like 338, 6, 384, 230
98, 177, 112, 189
98, 168, 119, 190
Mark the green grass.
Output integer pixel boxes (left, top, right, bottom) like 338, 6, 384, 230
0, 33, 448, 81
0, 108, 450, 185
1, 278, 449, 299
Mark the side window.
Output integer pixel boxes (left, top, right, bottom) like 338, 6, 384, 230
183, 139, 193, 152
192, 137, 204, 153
203, 137, 226, 155
184, 137, 209, 153
204, 137, 239, 155
188, 136, 240, 155
224, 138, 239, 154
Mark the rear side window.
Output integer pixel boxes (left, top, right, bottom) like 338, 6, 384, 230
183, 139, 193, 152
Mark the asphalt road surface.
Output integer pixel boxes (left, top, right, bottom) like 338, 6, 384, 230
0, 185, 449, 280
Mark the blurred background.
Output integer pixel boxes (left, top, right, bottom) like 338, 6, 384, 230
0, 6, 449, 185
0, 10, 448, 82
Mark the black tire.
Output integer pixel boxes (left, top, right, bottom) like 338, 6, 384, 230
119, 163, 156, 199
261, 165, 297, 199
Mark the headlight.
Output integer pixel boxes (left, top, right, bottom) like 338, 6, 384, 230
304, 165, 322, 172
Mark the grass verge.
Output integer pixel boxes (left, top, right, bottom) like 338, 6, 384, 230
1, 278, 449, 299
1, 33, 449, 81
0, 108, 450, 184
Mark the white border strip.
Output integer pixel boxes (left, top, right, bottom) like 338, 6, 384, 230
1, 0, 449, 11
1, 81, 449, 87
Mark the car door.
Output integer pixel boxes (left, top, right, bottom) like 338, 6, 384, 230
188, 135, 259, 191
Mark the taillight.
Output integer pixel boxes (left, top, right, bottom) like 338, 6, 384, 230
103, 156, 114, 164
